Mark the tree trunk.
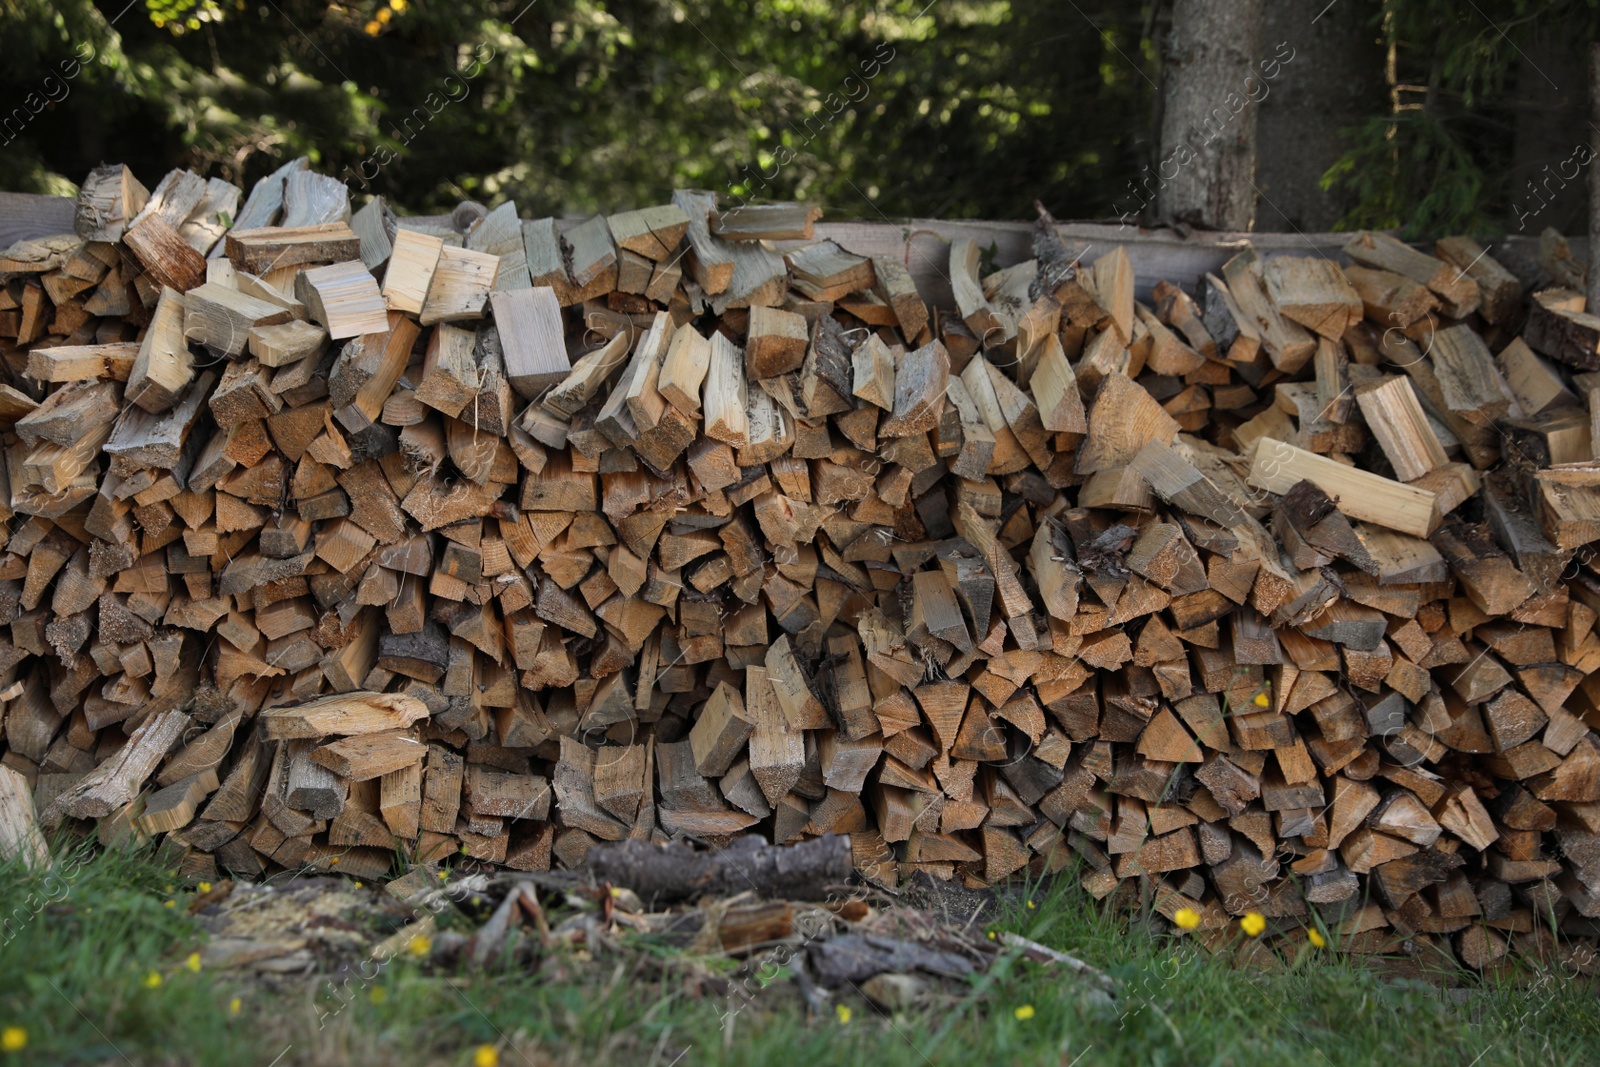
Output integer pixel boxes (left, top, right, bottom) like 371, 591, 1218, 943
1156, 0, 1267, 230
1254, 0, 1386, 232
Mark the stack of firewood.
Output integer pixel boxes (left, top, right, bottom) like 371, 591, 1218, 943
5, 157, 1600, 965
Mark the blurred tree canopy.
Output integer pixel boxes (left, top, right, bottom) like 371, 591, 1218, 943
0, 0, 1596, 237
0, 0, 1156, 222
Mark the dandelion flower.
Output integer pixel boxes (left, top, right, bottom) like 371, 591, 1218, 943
835, 1004, 852, 1024
1173, 907, 1200, 931
144, 971, 163, 989
473, 1045, 499, 1067
408, 935, 432, 957
1014, 1004, 1035, 1021
1240, 913, 1266, 938
185, 952, 202, 973
229, 996, 242, 1016
1308, 927, 1326, 949
1, 1027, 26, 1052
364, 20, 382, 35
197, 882, 212, 894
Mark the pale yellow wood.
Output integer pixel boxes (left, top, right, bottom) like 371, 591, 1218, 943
1248, 437, 1442, 537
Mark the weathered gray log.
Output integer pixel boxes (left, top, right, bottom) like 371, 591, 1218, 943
585, 833, 852, 904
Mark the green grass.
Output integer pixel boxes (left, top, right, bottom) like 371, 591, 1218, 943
2, 844, 1597, 1066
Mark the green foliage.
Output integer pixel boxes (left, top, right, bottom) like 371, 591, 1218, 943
1323, 112, 1490, 237
1323, 0, 1600, 237
1, 1, 1595, 234
0, 0, 1157, 219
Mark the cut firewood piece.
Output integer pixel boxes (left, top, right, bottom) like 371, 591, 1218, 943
671, 189, 736, 295
871, 254, 928, 339
607, 204, 691, 260
126, 287, 193, 414
259, 691, 429, 739
1030, 333, 1087, 434
702, 331, 750, 445
183, 281, 294, 357
382, 228, 444, 314
1344, 231, 1480, 318
748, 664, 804, 805
309, 731, 426, 780
1248, 438, 1441, 538
295, 260, 388, 339
1222, 247, 1316, 373
1079, 373, 1180, 474
26, 342, 139, 384
1261, 255, 1363, 340
1353, 373, 1448, 481
746, 305, 809, 380
657, 323, 710, 416
76, 163, 151, 243
712, 202, 821, 241
785, 240, 873, 302
490, 287, 569, 400
1434, 236, 1519, 324
249, 320, 329, 368
851, 333, 896, 411
420, 245, 500, 325
689, 682, 755, 778
1343, 265, 1439, 327
225, 222, 362, 274
43, 709, 189, 823
125, 214, 207, 292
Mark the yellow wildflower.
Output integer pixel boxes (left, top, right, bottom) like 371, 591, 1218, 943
835, 1004, 852, 1025
229, 996, 242, 1016
377, 7, 392, 24
1014, 1004, 1035, 1021
144, 971, 163, 989
1, 1027, 26, 1052
408, 935, 432, 957
186, 952, 202, 973
1173, 907, 1200, 931
473, 1045, 499, 1067
1026, 900, 1036, 910
1240, 913, 1266, 938
370, 987, 388, 1005
438, 870, 449, 880
364, 20, 382, 35
390, 0, 407, 9
354, 882, 364, 889
1308, 927, 1326, 949
1252, 691, 1270, 708
197, 882, 212, 894
164, 899, 176, 908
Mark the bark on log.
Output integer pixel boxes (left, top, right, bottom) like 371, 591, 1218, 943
584, 833, 852, 904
